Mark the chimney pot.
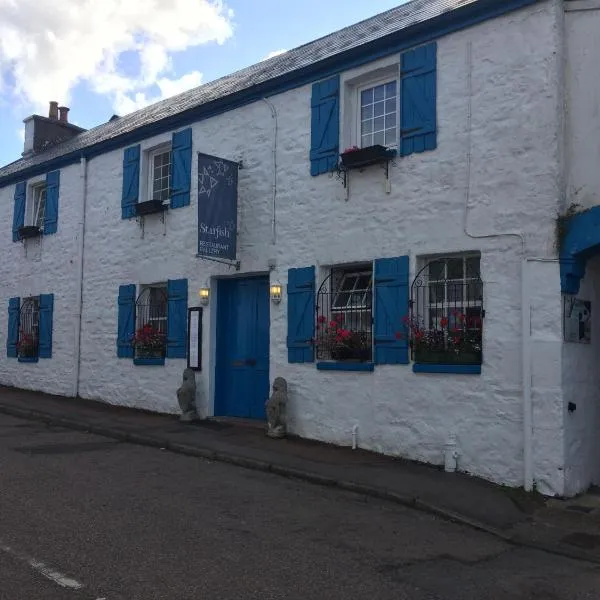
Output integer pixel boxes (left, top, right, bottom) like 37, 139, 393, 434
49, 101, 59, 120
58, 106, 69, 123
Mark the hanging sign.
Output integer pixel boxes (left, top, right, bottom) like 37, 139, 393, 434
197, 153, 239, 260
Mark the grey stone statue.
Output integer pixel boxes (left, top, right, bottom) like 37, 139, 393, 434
177, 368, 199, 422
265, 377, 288, 438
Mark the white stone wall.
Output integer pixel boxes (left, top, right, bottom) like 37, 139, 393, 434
0, 0, 568, 490
565, 0, 600, 210
0, 163, 82, 396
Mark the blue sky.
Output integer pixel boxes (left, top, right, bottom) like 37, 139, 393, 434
0, 0, 407, 168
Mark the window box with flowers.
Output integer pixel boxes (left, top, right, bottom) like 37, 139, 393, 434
132, 323, 167, 365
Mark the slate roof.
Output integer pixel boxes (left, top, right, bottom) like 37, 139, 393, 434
0, 0, 479, 179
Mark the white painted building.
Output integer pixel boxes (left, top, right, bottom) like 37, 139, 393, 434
2, 0, 599, 498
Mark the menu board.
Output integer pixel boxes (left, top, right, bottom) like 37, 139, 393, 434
187, 308, 202, 370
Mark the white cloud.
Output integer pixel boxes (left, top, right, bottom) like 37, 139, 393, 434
0, 0, 234, 116
263, 49, 288, 61
16, 127, 24, 142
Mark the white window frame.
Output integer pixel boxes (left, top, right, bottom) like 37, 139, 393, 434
146, 145, 172, 202
340, 55, 400, 152
27, 181, 47, 229
356, 76, 399, 150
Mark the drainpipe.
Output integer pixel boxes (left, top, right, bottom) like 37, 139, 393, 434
73, 155, 88, 398
262, 97, 278, 246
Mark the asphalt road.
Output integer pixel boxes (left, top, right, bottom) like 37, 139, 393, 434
1, 413, 600, 600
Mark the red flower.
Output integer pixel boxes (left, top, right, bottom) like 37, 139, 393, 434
329, 320, 338, 329
453, 336, 461, 345
317, 316, 326, 324
440, 317, 449, 328
415, 331, 424, 341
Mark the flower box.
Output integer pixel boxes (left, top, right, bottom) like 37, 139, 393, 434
18, 225, 42, 239
340, 145, 396, 170
414, 349, 482, 365
331, 346, 372, 362
135, 199, 168, 216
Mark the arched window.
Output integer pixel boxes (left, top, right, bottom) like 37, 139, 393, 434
315, 265, 373, 361
133, 285, 168, 359
18, 297, 40, 359
410, 255, 483, 365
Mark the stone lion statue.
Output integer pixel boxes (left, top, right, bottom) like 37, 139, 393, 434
177, 368, 199, 422
265, 377, 288, 438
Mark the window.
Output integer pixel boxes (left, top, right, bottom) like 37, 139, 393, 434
148, 147, 172, 202
18, 297, 40, 360
410, 255, 483, 365
316, 264, 373, 361
134, 284, 168, 359
28, 184, 46, 229
359, 80, 398, 148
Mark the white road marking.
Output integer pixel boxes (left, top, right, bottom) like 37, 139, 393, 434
0, 539, 84, 590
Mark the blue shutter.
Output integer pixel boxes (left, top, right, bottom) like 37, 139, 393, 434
400, 42, 437, 157
121, 145, 140, 219
7, 297, 20, 358
12, 182, 26, 242
117, 284, 136, 358
167, 278, 188, 358
287, 266, 315, 363
170, 128, 192, 209
310, 76, 340, 176
374, 256, 410, 365
38, 294, 54, 359
44, 170, 60, 234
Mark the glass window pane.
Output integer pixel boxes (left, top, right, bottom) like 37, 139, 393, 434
373, 131, 385, 146
429, 282, 444, 303
385, 112, 396, 129
374, 101, 384, 117
333, 292, 351, 308
340, 276, 356, 291
466, 256, 480, 278
361, 134, 371, 148
361, 88, 373, 105
385, 99, 396, 115
361, 119, 372, 135
373, 116, 385, 132
356, 274, 371, 290
428, 261, 444, 281
447, 258, 463, 280
384, 129, 396, 146
385, 81, 397, 97
447, 283, 464, 303
374, 85, 385, 102
361, 105, 373, 120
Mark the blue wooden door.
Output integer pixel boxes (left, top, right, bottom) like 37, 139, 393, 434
215, 276, 270, 419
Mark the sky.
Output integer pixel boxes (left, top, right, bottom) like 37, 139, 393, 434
0, 0, 409, 168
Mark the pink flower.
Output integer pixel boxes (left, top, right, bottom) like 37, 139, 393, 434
317, 316, 326, 324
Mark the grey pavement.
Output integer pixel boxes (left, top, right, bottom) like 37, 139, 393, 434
3, 385, 600, 567
1, 412, 600, 599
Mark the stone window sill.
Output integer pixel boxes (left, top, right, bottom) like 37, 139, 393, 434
134, 357, 165, 366
18, 357, 39, 363
413, 363, 481, 375
317, 362, 374, 372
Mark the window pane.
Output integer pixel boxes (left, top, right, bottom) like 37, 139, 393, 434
361, 88, 373, 105
385, 99, 396, 115
385, 112, 396, 129
333, 292, 351, 308
373, 131, 385, 146
447, 258, 463, 280
373, 84, 385, 102
384, 129, 396, 146
429, 282, 444, 303
447, 282, 464, 303
428, 261, 444, 281
361, 105, 373, 120
373, 116, 384, 132
356, 274, 371, 290
361, 134, 372, 148
385, 81, 397, 97
374, 101, 384, 117
361, 119, 373, 135
466, 256, 480, 278
340, 276, 356, 291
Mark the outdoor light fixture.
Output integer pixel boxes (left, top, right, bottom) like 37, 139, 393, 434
198, 287, 210, 306
270, 282, 282, 304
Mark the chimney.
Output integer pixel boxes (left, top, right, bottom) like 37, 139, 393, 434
49, 101, 59, 120
22, 102, 85, 157
58, 106, 69, 123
